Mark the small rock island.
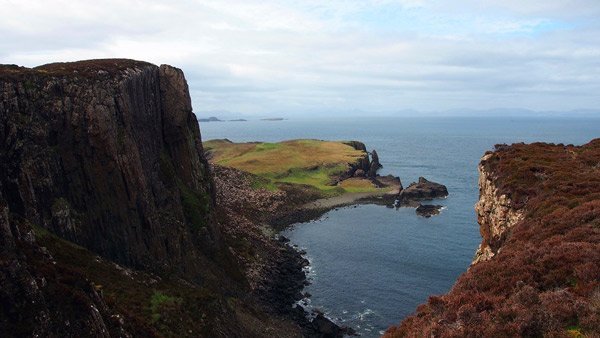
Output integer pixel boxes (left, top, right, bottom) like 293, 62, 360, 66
395, 176, 449, 217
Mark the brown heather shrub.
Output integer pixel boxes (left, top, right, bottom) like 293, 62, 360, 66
385, 139, 600, 337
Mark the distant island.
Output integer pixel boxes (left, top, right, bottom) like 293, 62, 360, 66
197, 116, 222, 122
260, 117, 285, 121
197, 116, 285, 122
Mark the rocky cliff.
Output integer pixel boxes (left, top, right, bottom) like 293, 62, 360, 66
472, 153, 524, 264
385, 140, 600, 337
0, 59, 304, 337
1, 60, 216, 276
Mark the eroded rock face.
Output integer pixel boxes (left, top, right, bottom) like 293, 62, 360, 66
367, 149, 382, 177
339, 141, 382, 180
0, 59, 216, 277
397, 177, 448, 204
472, 153, 524, 264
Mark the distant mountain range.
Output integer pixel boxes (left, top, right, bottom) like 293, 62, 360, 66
196, 108, 600, 119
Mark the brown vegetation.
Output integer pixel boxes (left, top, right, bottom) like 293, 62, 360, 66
386, 139, 600, 337
0, 59, 154, 81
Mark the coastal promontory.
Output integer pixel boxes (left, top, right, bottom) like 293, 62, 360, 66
385, 140, 600, 337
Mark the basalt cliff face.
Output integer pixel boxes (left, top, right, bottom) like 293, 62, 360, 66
0, 60, 305, 337
1, 60, 216, 276
386, 140, 600, 337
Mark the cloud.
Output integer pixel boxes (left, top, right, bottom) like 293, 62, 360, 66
1, 0, 599, 115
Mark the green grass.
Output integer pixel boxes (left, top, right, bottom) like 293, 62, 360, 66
339, 177, 392, 193
178, 180, 210, 230
204, 139, 382, 195
150, 291, 182, 323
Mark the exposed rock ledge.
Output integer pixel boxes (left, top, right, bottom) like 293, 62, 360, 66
472, 153, 524, 264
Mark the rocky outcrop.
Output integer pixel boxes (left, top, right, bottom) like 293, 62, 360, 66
0, 59, 217, 278
367, 149, 382, 177
472, 153, 524, 264
415, 204, 443, 218
340, 141, 382, 181
396, 177, 448, 205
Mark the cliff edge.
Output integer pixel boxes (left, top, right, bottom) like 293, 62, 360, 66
385, 140, 600, 337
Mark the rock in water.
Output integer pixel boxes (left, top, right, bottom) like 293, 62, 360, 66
415, 204, 443, 217
397, 177, 448, 204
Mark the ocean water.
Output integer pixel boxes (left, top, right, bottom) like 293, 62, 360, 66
200, 116, 600, 337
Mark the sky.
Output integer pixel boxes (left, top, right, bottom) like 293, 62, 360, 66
2, 0, 600, 117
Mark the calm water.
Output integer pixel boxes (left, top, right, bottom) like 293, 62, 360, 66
200, 116, 600, 337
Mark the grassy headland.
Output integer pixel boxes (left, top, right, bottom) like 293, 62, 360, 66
204, 139, 388, 196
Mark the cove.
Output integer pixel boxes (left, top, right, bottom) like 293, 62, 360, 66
282, 201, 474, 337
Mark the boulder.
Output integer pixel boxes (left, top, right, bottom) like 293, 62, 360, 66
353, 169, 366, 177
415, 204, 443, 217
397, 177, 448, 204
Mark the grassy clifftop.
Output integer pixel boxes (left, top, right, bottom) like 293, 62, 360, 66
204, 139, 384, 195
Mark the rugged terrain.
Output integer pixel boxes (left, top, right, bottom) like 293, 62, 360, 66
0, 59, 314, 337
386, 140, 600, 337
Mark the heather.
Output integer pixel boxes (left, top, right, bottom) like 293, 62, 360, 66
386, 139, 600, 337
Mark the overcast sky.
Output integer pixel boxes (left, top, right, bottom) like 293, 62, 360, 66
2, 0, 600, 116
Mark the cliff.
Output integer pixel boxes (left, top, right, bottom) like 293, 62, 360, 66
472, 153, 524, 264
1, 59, 216, 275
0, 59, 304, 337
386, 140, 600, 337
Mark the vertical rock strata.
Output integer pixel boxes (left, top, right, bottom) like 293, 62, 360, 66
0, 59, 216, 277
472, 153, 524, 264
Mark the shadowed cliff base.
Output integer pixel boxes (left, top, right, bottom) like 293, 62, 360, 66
385, 139, 600, 337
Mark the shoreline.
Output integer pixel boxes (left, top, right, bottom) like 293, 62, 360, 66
265, 185, 401, 336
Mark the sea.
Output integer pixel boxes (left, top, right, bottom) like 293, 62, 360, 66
200, 116, 600, 337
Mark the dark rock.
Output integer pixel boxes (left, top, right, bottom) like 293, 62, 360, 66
376, 174, 403, 191
353, 169, 366, 177
311, 313, 342, 337
367, 149, 383, 177
310, 312, 358, 338
1, 59, 218, 278
336, 141, 384, 183
416, 204, 443, 217
397, 177, 448, 204
343, 141, 367, 152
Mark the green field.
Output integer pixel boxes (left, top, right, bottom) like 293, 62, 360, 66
204, 139, 384, 195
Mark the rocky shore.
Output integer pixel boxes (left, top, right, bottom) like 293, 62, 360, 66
210, 164, 353, 336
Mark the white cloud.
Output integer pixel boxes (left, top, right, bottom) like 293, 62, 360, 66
1, 0, 599, 115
